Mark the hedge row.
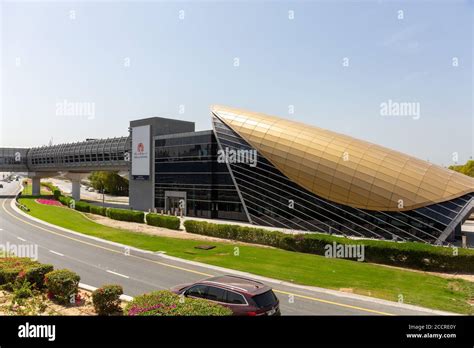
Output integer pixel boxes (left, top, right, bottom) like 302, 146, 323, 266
53, 189, 61, 199
56, 195, 143, 223
56, 196, 182, 228
90, 205, 107, 216
183, 220, 474, 273
74, 201, 91, 213
106, 208, 144, 223
41, 182, 60, 197
58, 195, 74, 207
146, 213, 180, 230
124, 290, 232, 316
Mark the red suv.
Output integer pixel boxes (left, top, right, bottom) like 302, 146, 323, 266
170, 275, 281, 316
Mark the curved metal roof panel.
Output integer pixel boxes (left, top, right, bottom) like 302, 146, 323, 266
211, 105, 474, 212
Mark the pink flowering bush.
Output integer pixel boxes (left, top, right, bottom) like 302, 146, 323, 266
125, 290, 232, 316
36, 199, 62, 207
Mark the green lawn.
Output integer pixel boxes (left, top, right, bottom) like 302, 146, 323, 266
18, 196, 474, 314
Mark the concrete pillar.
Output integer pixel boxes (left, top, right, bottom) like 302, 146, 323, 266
27, 172, 59, 196
71, 179, 81, 201
462, 234, 467, 249
32, 177, 41, 196
63, 172, 89, 201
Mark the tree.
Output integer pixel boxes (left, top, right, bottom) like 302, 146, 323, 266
448, 160, 474, 178
89, 171, 129, 196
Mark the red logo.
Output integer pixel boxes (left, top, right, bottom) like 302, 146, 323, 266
137, 143, 145, 153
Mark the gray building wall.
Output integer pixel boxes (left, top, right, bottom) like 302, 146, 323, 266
128, 117, 195, 211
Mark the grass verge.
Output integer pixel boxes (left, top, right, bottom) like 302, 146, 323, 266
17, 196, 474, 314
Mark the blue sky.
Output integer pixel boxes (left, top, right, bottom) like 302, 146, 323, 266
1, 0, 472, 166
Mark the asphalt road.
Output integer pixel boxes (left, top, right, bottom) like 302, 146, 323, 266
0, 180, 439, 315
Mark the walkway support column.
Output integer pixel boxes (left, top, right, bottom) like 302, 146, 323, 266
27, 172, 59, 196
71, 179, 81, 201
32, 177, 41, 196
63, 172, 89, 202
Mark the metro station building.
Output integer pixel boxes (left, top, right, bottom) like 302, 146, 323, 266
2, 105, 473, 245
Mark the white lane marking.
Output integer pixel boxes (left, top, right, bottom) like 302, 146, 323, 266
17, 237, 26, 242
49, 250, 64, 257
106, 270, 129, 279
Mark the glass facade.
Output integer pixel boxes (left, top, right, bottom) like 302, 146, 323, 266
213, 115, 473, 245
154, 131, 246, 221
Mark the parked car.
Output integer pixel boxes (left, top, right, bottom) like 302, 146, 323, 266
171, 275, 280, 316
87, 187, 95, 192
0, 184, 3, 188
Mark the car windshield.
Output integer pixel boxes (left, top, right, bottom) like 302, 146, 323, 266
252, 290, 278, 308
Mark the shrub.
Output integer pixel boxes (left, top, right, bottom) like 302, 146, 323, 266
58, 195, 73, 207
90, 205, 107, 216
106, 208, 144, 223
12, 279, 34, 300
124, 290, 232, 316
0, 269, 22, 288
40, 182, 62, 200
184, 220, 474, 274
92, 284, 123, 315
44, 269, 80, 304
146, 213, 180, 230
41, 182, 60, 195
74, 201, 91, 213
53, 189, 61, 199
25, 264, 54, 289
0, 257, 40, 287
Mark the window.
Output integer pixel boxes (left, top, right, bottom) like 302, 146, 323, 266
252, 291, 278, 308
186, 285, 208, 299
205, 286, 226, 302
226, 291, 246, 305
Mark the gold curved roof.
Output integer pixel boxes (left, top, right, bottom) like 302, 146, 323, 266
211, 105, 474, 211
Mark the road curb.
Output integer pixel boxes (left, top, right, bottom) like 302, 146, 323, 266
10, 196, 458, 316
